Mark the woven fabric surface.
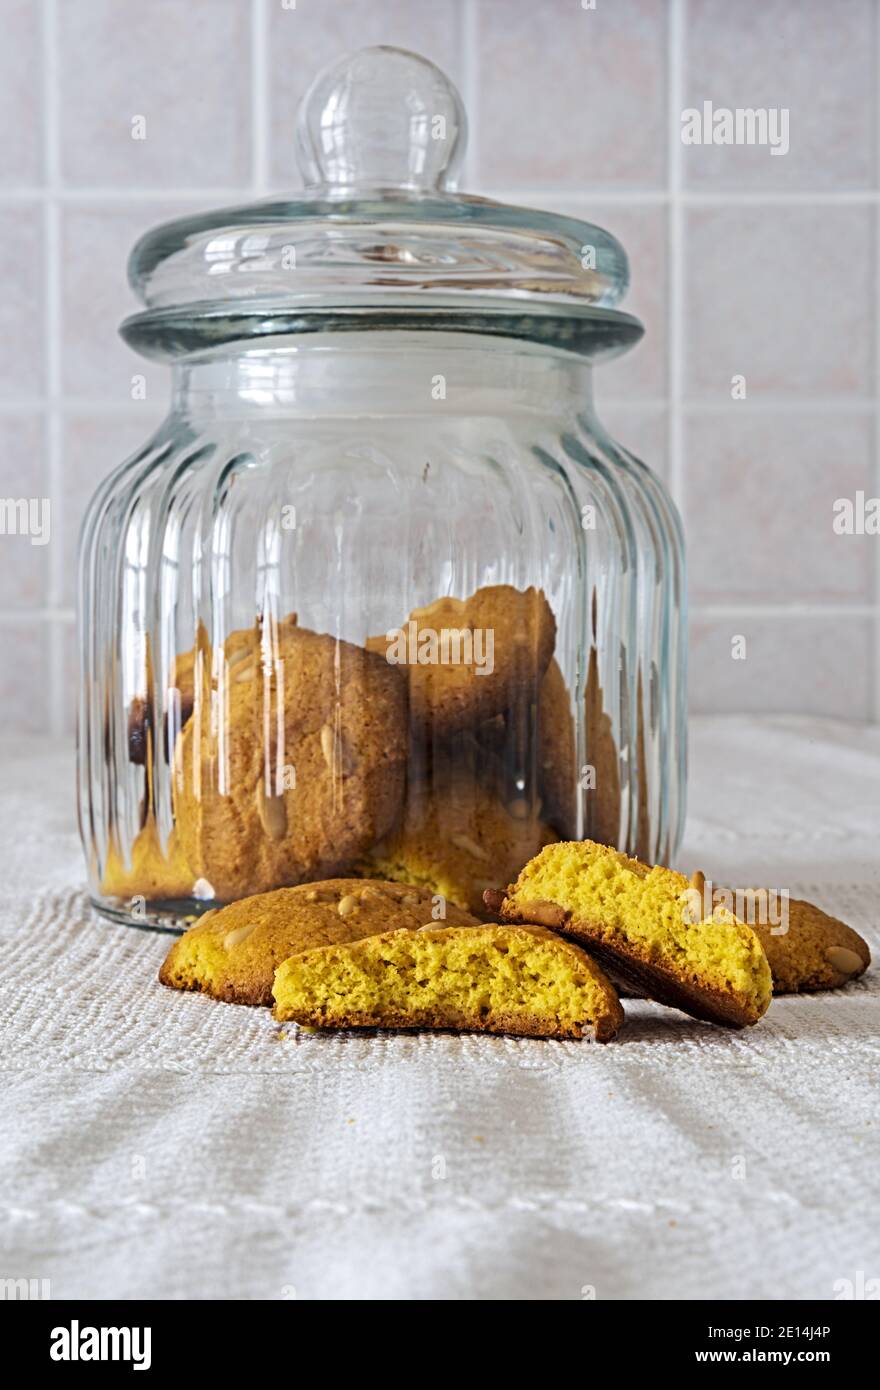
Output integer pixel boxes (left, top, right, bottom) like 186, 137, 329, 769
0, 716, 878, 1300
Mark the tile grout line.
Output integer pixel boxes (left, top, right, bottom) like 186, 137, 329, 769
875, 0, 880, 722
0, 399, 167, 416
0, 187, 265, 202
5, 188, 880, 207
689, 603, 879, 620
43, 0, 64, 739
251, 0, 269, 194
675, 398, 879, 414
5, 395, 880, 417
490, 188, 880, 207
667, 0, 685, 514
0, 609, 76, 623
460, 0, 479, 190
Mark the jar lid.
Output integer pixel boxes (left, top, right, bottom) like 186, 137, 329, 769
122, 46, 641, 360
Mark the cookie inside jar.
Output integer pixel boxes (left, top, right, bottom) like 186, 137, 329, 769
361, 584, 565, 915
108, 585, 584, 921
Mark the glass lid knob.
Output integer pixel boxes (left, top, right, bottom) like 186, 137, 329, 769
295, 45, 467, 194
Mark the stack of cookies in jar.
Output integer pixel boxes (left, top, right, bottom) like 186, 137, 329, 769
107, 584, 606, 917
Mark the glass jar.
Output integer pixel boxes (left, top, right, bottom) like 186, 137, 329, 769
77, 46, 686, 930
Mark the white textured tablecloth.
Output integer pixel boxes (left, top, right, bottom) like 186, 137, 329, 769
1, 717, 878, 1301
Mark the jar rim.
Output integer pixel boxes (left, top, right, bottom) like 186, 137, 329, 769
120, 302, 645, 364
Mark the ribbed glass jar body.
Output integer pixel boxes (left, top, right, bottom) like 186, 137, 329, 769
77, 331, 686, 929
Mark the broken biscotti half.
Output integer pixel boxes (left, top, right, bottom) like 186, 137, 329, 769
159, 879, 480, 1006
487, 841, 773, 1029
272, 923, 625, 1041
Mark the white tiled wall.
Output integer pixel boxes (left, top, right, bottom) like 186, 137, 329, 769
1, 0, 878, 732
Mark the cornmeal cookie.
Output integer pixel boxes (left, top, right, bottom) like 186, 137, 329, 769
633, 669, 651, 862
583, 640, 622, 849
537, 658, 577, 837
691, 874, 871, 993
101, 820, 195, 901
487, 840, 772, 1028
367, 585, 556, 737
159, 878, 479, 1005
128, 620, 273, 765
472, 658, 577, 838
758, 897, 870, 991
272, 922, 624, 1041
360, 770, 558, 916
173, 624, 408, 900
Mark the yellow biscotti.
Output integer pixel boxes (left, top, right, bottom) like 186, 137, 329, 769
491, 840, 773, 1028
272, 922, 624, 1041
159, 879, 479, 1006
